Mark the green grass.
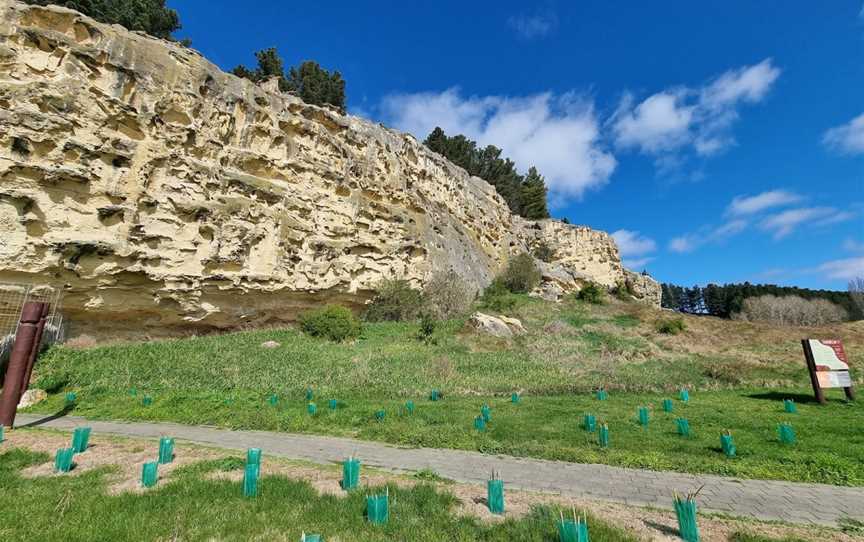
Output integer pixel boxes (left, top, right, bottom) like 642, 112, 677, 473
0, 447, 637, 541
25, 299, 864, 486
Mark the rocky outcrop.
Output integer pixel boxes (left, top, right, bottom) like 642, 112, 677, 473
468, 312, 525, 339
0, 1, 659, 338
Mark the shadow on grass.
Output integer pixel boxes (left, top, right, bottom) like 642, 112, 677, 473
745, 391, 822, 404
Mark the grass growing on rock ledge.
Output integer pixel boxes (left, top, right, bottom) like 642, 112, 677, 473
27, 295, 864, 486
0, 448, 637, 542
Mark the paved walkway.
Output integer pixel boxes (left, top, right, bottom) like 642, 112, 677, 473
13, 414, 864, 527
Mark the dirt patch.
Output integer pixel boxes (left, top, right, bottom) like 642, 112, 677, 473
3, 429, 855, 541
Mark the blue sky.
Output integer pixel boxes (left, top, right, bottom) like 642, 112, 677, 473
171, 1, 864, 290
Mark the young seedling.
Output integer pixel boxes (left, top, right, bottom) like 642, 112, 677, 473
679, 388, 690, 402
301, 532, 322, 542
783, 399, 797, 414
329, 399, 338, 410
673, 486, 703, 542
662, 399, 673, 412
305, 387, 314, 401
404, 400, 415, 415
341, 455, 360, 490
583, 414, 596, 433
778, 423, 796, 445
366, 487, 389, 524
676, 418, 691, 437
158, 437, 174, 464
511, 392, 520, 404
374, 409, 386, 422
557, 507, 589, 542
54, 448, 74, 473
0, 426, 4, 444
268, 394, 279, 406
598, 424, 609, 449
71, 427, 91, 454
142, 395, 153, 407
129, 388, 137, 397
307, 402, 317, 416
243, 463, 259, 497
595, 389, 608, 401
474, 415, 487, 432
637, 406, 649, 427
487, 470, 505, 514
481, 404, 491, 423
430, 389, 441, 401
65, 392, 77, 407
720, 430, 736, 458
141, 461, 158, 488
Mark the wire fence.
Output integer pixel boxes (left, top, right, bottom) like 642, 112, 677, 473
0, 283, 65, 366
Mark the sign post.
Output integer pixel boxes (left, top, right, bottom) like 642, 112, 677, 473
801, 339, 855, 404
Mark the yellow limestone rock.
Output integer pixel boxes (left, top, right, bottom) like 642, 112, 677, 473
0, 0, 659, 339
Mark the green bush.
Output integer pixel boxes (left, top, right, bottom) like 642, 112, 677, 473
611, 281, 634, 301
576, 283, 606, 304
499, 253, 541, 294
416, 313, 437, 344
531, 242, 555, 263
479, 278, 520, 312
423, 270, 472, 319
364, 279, 423, 322
298, 305, 361, 342
656, 318, 686, 335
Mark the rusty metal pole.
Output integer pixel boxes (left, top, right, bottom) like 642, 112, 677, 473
0, 302, 44, 428
18, 302, 49, 402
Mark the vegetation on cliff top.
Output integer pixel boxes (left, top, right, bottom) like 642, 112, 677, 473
26, 0, 184, 41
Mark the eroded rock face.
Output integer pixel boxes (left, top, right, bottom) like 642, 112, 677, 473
0, 1, 659, 338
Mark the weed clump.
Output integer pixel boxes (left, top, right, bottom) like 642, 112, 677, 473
364, 279, 423, 322
498, 253, 541, 294
299, 305, 361, 342
656, 318, 686, 335
576, 282, 605, 304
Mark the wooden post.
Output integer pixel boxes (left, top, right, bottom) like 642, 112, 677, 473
0, 302, 46, 427
801, 339, 827, 405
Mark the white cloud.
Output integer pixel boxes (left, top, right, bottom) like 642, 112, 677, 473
508, 12, 557, 39
817, 256, 864, 280
612, 59, 780, 164
380, 88, 616, 199
726, 190, 801, 216
668, 219, 747, 253
612, 230, 657, 268
843, 238, 864, 252
760, 207, 854, 239
823, 112, 864, 155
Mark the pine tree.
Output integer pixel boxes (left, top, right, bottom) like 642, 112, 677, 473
27, 0, 183, 40
520, 167, 550, 219
286, 61, 346, 112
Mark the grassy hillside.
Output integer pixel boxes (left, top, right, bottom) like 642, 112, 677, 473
26, 295, 864, 485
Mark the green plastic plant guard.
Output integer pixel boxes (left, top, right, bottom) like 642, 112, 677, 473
430, 389, 441, 401
595, 389, 607, 401
557, 517, 590, 542
662, 399, 673, 412
676, 418, 690, 437
783, 399, 797, 413
65, 392, 77, 406
305, 387, 314, 401
301, 533, 323, 542
679, 389, 690, 402
129, 388, 137, 397
142, 395, 153, 407
141, 461, 158, 488
0, 426, 4, 443
720, 432, 736, 458
598, 424, 609, 448
366, 492, 389, 524
71, 427, 91, 453
158, 437, 174, 464
243, 463, 259, 497
481, 404, 491, 423
329, 399, 338, 410
341, 457, 360, 490
375, 409, 386, 422
474, 415, 486, 432
674, 495, 700, 542
405, 400, 415, 414
247, 448, 262, 466
638, 407, 649, 427
778, 423, 796, 445
268, 394, 279, 406
583, 414, 596, 432
54, 448, 74, 473
307, 402, 317, 415
487, 477, 504, 514
511, 392, 520, 404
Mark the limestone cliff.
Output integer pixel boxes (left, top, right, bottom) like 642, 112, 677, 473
0, 0, 659, 338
